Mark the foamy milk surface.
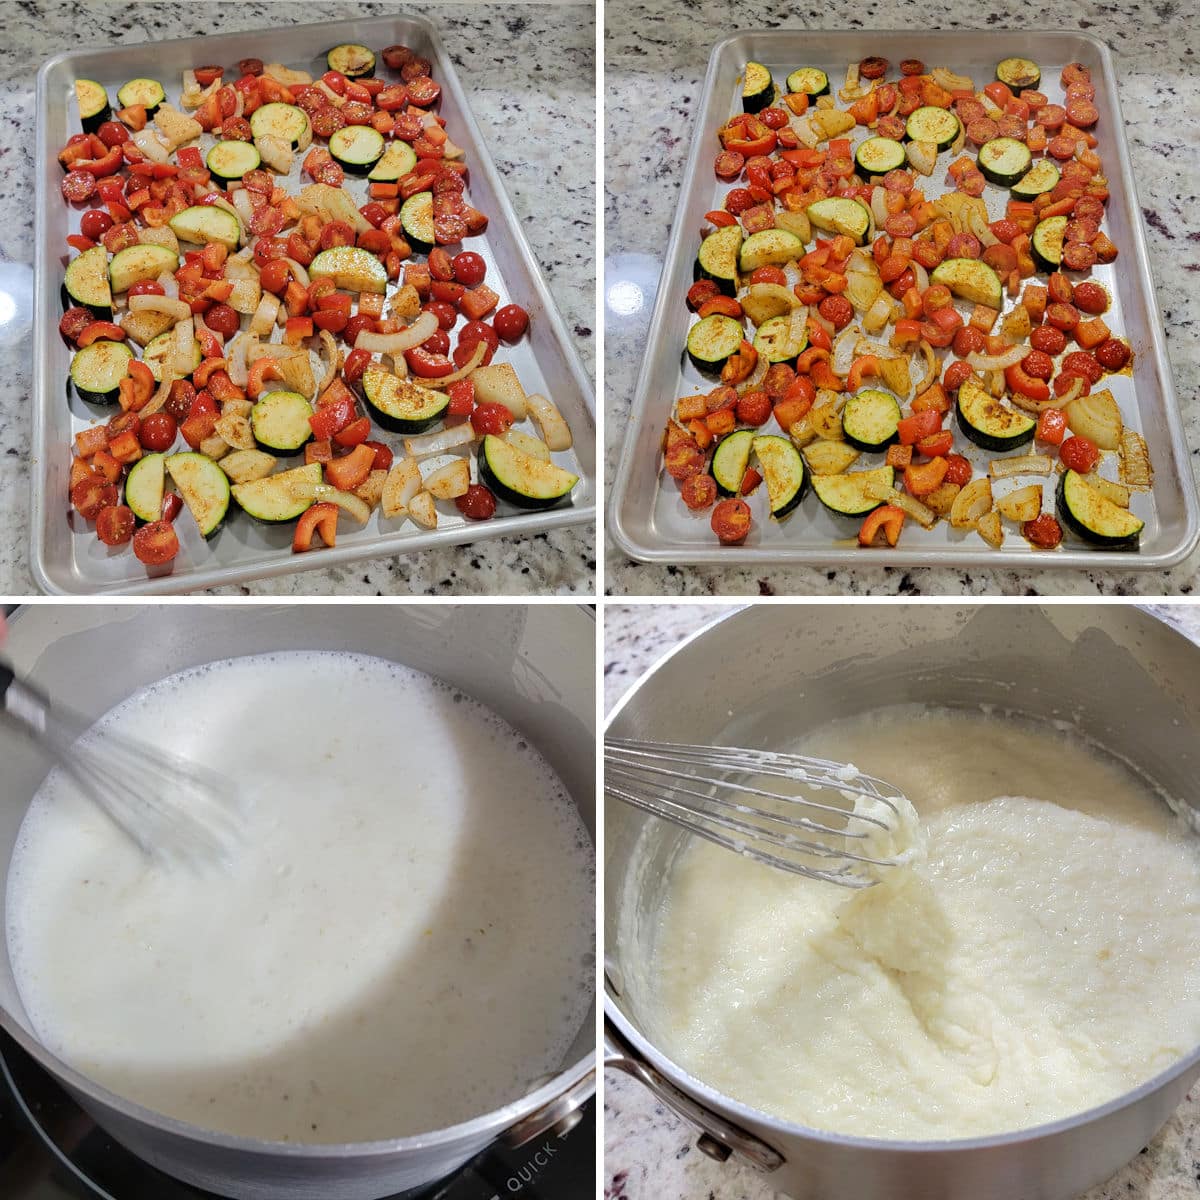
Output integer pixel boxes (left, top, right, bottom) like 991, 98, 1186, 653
7, 652, 593, 1143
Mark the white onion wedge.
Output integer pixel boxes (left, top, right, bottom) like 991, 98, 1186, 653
402, 423, 477, 458
354, 312, 438, 355
128, 294, 192, 322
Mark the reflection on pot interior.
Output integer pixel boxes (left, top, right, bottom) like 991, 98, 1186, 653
7, 651, 594, 1144
646, 706, 1200, 1140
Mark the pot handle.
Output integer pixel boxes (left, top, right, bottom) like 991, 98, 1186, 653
500, 1066, 596, 1148
604, 1018, 785, 1173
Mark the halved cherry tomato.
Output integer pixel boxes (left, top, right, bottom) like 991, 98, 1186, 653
471, 402, 515, 436
1060, 434, 1101, 473
132, 520, 180, 564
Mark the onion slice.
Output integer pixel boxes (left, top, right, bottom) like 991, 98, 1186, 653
283, 257, 310, 286
249, 292, 280, 338
355, 312, 438, 356
128, 294, 192, 322
317, 329, 339, 393
989, 454, 1054, 477
426, 339, 487, 387
967, 345, 1029, 372
171, 319, 194, 377
402, 422, 478, 458
913, 339, 939, 394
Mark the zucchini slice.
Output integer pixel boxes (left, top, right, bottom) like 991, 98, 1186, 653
63, 245, 112, 317
168, 204, 241, 252
854, 137, 907, 180
143, 330, 201, 381
930, 258, 1003, 309
956, 378, 1035, 452
1057, 469, 1143, 548
232, 463, 323, 523
711, 430, 755, 496
165, 451, 231, 538
1011, 158, 1060, 201
996, 57, 1040, 90
738, 229, 804, 273
399, 190, 434, 252
362, 366, 451, 433
786, 67, 829, 97
309, 246, 388, 294
811, 466, 894, 517
686, 314, 744, 375
367, 140, 419, 183
1032, 215, 1068, 272
753, 434, 807, 517
116, 78, 165, 117
329, 125, 385, 174
742, 61, 775, 113
326, 43, 376, 79
695, 224, 743, 295
75, 79, 110, 133
125, 452, 165, 523
806, 197, 871, 245
478, 434, 578, 509
108, 243, 178, 294
904, 106, 961, 151
205, 139, 261, 184
977, 137, 1032, 187
249, 102, 310, 149
842, 388, 901, 452
250, 390, 314, 454
69, 340, 133, 405
752, 313, 808, 366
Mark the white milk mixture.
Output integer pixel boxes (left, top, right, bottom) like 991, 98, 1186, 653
6, 652, 593, 1144
647, 708, 1200, 1139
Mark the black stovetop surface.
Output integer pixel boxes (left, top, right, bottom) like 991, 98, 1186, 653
0, 1031, 593, 1200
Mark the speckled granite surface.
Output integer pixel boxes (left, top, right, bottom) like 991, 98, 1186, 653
0, 0, 595, 596
603, 601, 1200, 1199
604, 0, 1200, 596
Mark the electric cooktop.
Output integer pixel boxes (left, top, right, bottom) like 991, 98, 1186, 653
0, 1031, 594, 1200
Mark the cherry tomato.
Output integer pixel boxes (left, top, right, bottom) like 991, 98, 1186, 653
952, 326, 986, 357
493, 304, 529, 342
1022, 350, 1054, 381
680, 474, 718, 511
70, 477, 117, 519
1030, 326, 1067, 356
470, 402, 515, 435
132, 520, 181, 565
319, 221, 356, 250
736, 390, 772, 426
405, 346, 453, 377
422, 328, 451, 356
1061, 351, 1104, 384
204, 303, 240, 337
943, 361, 973, 391
424, 300, 458, 331
344, 313, 378, 346
95, 504, 136, 546
458, 319, 499, 357
451, 251, 486, 287
1094, 338, 1131, 371
944, 454, 972, 487
139, 413, 178, 452
711, 497, 752, 544
1022, 513, 1063, 549
747, 266, 787, 287
817, 294, 854, 330
1045, 302, 1080, 333
1060, 435, 1101, 473
342, 347, 372, 385
259, 258, 291, 294
79, 209, 114, 240
164, 380, 197, 423
455, 483, 498, 520
1072, 281, 1109, 315
363, 441, 394, 473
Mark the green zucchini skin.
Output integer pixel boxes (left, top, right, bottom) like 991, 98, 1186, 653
116, 78, 165, 117
956, 379, 1035, 452
477, 435, 577, 509
1056, 470, 1144, 548
977, 137, 1032, 187
1011, 159, 1060, 201
904, 106, 961, 151
695, 225, 742, 295
711, 430, 755, 496
854, 137, 906, 180
326, 43, 376, 79
165, 451, 231, 539
842, 389, 901, 452
752, 434, 807, 517
1032, 215, 1068, 273
399, 191, 435, 254
231, 464, 323, 524
63, 246, 113, 318
996, 57, 1041, 90
70, 340, 133, 405
75, 80, 110, 133
786, 68, 829, 97
361, 367, 451, 434
686, 314, 744, 376
810, 466, 894, 517
329, 126, 385, 175
742, 62, 775, 113
250, 390, 314, 455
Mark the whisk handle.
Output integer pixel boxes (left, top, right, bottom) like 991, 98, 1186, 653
0, 662, 52, 736
0, 661, 12, 700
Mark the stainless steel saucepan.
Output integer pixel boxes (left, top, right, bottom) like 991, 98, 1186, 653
605, 604, 1200, 1200
0, 603, 596, 1200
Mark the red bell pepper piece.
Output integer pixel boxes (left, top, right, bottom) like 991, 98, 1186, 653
898, 410, 943, 446
858, 504, 906, 547
305, 439, 334, 466
1005, 362, 1051, 403
293, 502, 340, 552
246, 358, 284, 399
76, 322, 127, 347
176, 146, 203, 170
332, 416, 372, 448
916, 430, 954, 458
904, 457, 950, 497
309, 396, 357, 440
284, 316, 314, 345
446, 378, 475, 417
323, 444, 376, 492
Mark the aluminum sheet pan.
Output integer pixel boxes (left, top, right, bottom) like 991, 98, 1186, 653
34, 13, 594, 594
609, 30, 1197, 570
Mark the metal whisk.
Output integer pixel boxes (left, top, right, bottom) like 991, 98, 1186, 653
605, 737, 913, 888
1, 662, 244, 868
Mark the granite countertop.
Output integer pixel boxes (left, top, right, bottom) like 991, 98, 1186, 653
603, 601, 1200, 1199
0, 0, 594, 596
604, 0, 1200, 596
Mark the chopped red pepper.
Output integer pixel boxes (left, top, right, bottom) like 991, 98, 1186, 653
858, 504, 906, 547
292, 502, 340, 553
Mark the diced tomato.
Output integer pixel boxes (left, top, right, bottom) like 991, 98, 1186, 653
460, 285, 499, 321
1036, 408, 1068, 445
447, 378, 475, 416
